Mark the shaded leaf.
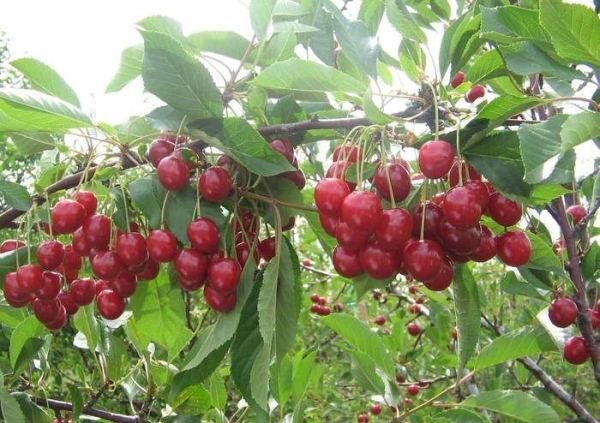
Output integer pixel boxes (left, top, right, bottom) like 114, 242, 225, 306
453, 264, 480, 376
105, 45, 143, 93
461, 390, 559, 423
0, 181, 31, 211
11, 58, 80, 106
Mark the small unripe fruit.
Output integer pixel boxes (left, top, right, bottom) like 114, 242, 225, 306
407, 384, 420, 395
407, 322, 421, 336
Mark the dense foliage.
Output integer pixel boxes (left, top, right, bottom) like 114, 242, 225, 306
0, 0, 599, 422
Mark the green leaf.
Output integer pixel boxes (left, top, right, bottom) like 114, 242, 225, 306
164, 185, 197, 244
188, 31, 251, 60
461, 390, 560, 423
272, 21, 319, 33
188, 118, 295, 177
129, 269, 193, 360
0, 306, 27, 328
350, 351, 386, 392
363, 88, 392, 125
105, 334, 128, 382
521, 232, 564, 275
437, 409, 487, 423
0, 181, 31, 211
560, 112, 600, 154
302, 210, 336, 255
67, 384, 84, 419
352, 274, 394, 299
385, 0, 426, 42
252, 58, 367, 93
480, 6, 551, 46
251, 0, 276, 42
0, 247, 31, 283
540, 1, 600, 67
453, 264, 480, 377
499, 42, 583, 81
105, 45, 143, 93
137, 15, 184, 38
332, 16, 379, 77
13, 338, 45, 377
8, 133, 56, 155
0, 88, 92, 132
73, 305, 100, 352
12, 393, 51, 423
0, 391, 26, 423
10, 316, 44, 369
359, 0, 385, 35
261, 29, 297, 66
208, 371, 227, 410
472, 324, 556, 370
308, 2, 335, 66
321, 314, 395, 378
439, 10, 482, 77
129, 176, 163, 229
140, 30, 223, 119
398, 39, 426, 82
170, 384, 212, 415
500, 271, 544, 300
11, 58, 80, 106
467, 50, 505, 83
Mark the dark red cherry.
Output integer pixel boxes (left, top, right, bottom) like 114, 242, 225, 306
258, 237, 276, 261
187, 218, 219, 254
36, 240, 64, 270
3, 272, 30, 307
58, 291, 79, 315
16, 264, 43, 294
235, 242, 258, 268
74, 191, 97, 217
319, 213, 338, 237
147, 229, 178, 262
341, 191, 382, 233
234, 231, 256, 246
207, 258, 241, 293
70, 278, 96, 306
178, 275, 204, 291
95, 279, 111, 297
406, 322, 421, 337
373, 163, 411, 202
164, 133, 188, 144
97, 289, 126, 320
137, 259, 160, 281
0, 239, 26, 253
423, 258, 453, 291
412, 202, 443, 240
437, 219, 482, 255
563, 336, 589, 365
270, 139, 295, 163
447, 160, 481, 187
204, 285, 236, 312
451, 71, 465, 88
443, 186, 482, 228
110, 271, 137, 298
199, 166, 232, 202
464, 180, 489, 210
56, 264, 79, 284
418, 140, 454, 179
231, 209, 259, 234
375, 208, 413, 251
403, 239, 444, 281
431, 192, 445, 207
51, 199, 86, 234
336, 220, 371, 253
116, 232, 148, 267
62, 245, 82, 271
314, 178, 350, 217
495, 231, 531, 267
281, 169, 306, 190
32, 297, 62, 323
36, 271, 63, 300
548, 297, 578, 328
148, 138, 175, 167
91, 251, 123, 279
332, 144, 360, 163
466, 84, 485, 103
157, 155, 189, 191
83, 214, 112, 250
469, 226, 496, 262
487, 193, 522, 227
370, 403, 382, 416
359, 242, 397, 280
175, 249, 208, 283
332, 246, 363, 278
566, 205, 587, 225
72, 228, 92, 256
43, 304, 67, 331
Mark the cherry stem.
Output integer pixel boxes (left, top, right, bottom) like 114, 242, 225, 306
455, 119, 463, 186
424, 80, 440, 139
26, 211, 32, 264
237, 189, 317, 212
160, 191, 170, 229
195, 169, 202, 219
119, 182, 130, 230
419, 180, 429, 241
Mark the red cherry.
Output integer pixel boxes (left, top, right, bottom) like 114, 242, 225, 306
396, 373, 406, 383
466, 84, 485, 102
423, 258, 453, 291
137, 259, 160, 281
95, 279, 111, 297
63, 245, 82, 270
447, 160, 481, 187
208, 258, 241, 293
258, 237, 276, 261
403, 240, 444, 281
116, 232, 148, 267
310, 293, 321, 303
235, 242, 258, 268
487, 193, 522, 226
56, 264, 79, 284
447, 251, 470, 263
566, 205, 587, 225
32, 297, 62, 323
51, 199, 86, 234
437, 219, 482, 255
443, 186, 482, 228
407, 322, 421, 337
157, 155, 189, 191
318, 213, 338, 237
563, 336, 589, 365
409, 303, 421, 314
164, 133, 188, 144
332, 144, 360, 162
70, 278, 96, 306
418, 140, 454, 179
0, 239, 26, 253
319, 306, 331, 316
332, 246, 363, 278
374, 315, 386, 326
147, 229, 178, 262
43, 305, 67, 331
178, 275, 204, 291
187, 218, 220, 254
548, 297, 578, 328
375, 208, 413, 251
97, 289, 126, 320
469, 226, 496, 262
357, 412, 369, 423
16, 264, 43, 294
199, 166, 232, 202
91, 251, 123, 279
341, 191, 382, 233
74, 191, 97, 217
326, 160, 350, 179
148, 138, 175, 167
406, 384, 420, 395
173, 147, 199, 171
72, 228, 92, 256
412, 202, 443, 240
315, 178, 350, 217
588, 309, 600, 329
495, 231, 531, 267
231, 209, 259, 233
335, 220, 371, 252
3, 272, 30, 307
373, 163, 411, 202
36, 240, 64, 270
83, 214, 112, 250
36, 271, 63, 300
451, 71, 465, 88
359, 242, 397, 280
204, 285, 236, 312
464, 180, 489, 210
58, 291, 79, 315
110, 271, 137, 298
234, 231, 256, 246
175, 249, 208, 283
281, 169, 306, 190
431, 192, 445, 207
370, 404, 381, 416
270, 139, 295, 163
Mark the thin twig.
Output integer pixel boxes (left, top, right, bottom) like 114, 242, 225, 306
28, 396, 139, 423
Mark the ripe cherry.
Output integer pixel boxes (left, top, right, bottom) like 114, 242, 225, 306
56, 264, 79, 284
375, 208, 413, 251
495, 231, 531, 267
469, 226, 496, 262
232, 209, 259, 234
58, 291, 79, 315
373, 163, 411, 202
110, 271, 138, 298
310, 293, 321, 303
335, 220, 370, 253
443, 186, 482, 228
235, 242, 258, 268
319, 213, 338, 237
43, 305, 67, 331
148, 138, 175, 167
423, 258, 453, 291
403, 239, 444, 281
116, 232, 148, 267
199, 166, 232, 202
412, 202, 443, 240
207, 258, 241, 293
3, 272, 30, 307
74, 191, 97, 216
187, 217, 220, 254
588, 309, 600, 329
487, 193, 522, 226
258, 237, 276, 261
315, 178, 350, 217
566, 205, 587, 225
97, 289, 126, 320
178, 275, 204, 291
447, 160, 481, 187
281, 169, 306, 190
70, 278, 96, 306
36, 240, 64, 270
32, 297, 62, 323
175, 249, 209, 283
466, 84, 485, 102
95, 279, 111, 297
83, 214, 112, 250
359, 242, 397, 280
204, 285, 236, 312
437, 219, 482, 255
0, 239, 26, 253
157, 155, 189, 191
406, 384, 420, 395
51, 199, 86, 234
63, 245, 82, 271
418, 140, 454, 179
357, 413, 369, 423
147, 229, 178, 262
332, 246, 363, 278
563, 336, 589, 365
341, 191, 382, 233
72, 228, 92, 256
451, 71, 465, 88
36, 271, 63, 300
464, 180, 489, 210
548, 297, 578, 328
332, 144, 360, 163
270, 139, 295, 163
17, 264, 43, 294
374, 315, 386, 326
136, 258, 160, 281
91, 251, 123, 279
409, 303, 421, 314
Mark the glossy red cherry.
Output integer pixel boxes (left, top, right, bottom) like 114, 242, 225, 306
310, 293, 321, 303
58, 291, 79, 315
451, 71, 465, 88
335, 220, 371, 253
373, 163, 411, 202
97, 289, 126, 320
70, 278, 96, 306
464, 180, 489, 210
147, 229, 178, 262
375, 208, 413, 251
332, 144, 360, 162
487, 193, 522, 227
56, 264, 79, 284
74, 191, 97, 217
232, 209, 259, 233
204, 285, 236, 312
270, 139, 295, 163
406, 384, 420, 395
36, 240, 64, 270
437, 219, 482, 255
3, 272, 30, 307
315, 178, 350, 217
258, 237, 276, 261
403, 239, 444, 281
374, 315, 386, 326
423, 258, 453, 291
110, 271, 137, 298
199, 166, 232, 202
332, 246, 363, 278
51, 199, 86, 234
116, 232, 148, 267
43, 304, 67, 331
548, 297, 578, 328
341, 191, 382, 233
235, 242, 258, 268
469, 226, 496, 262
83, 214, 112, 250
148, 138, 175, 167
91, 251, 123, 279
62, 245, 82, 271
164, 133, 188, 144
588, 309, 600, 329
72, 228, 92, 256
157, 155, 189, 191
466, 84, 485, 102
178, 275, 204, 291
319, 213, 338, 237
234, 231, 256, 246
16, 264, 43, 294
95, 279, 111, 297
407, 322, 421, 337
0, 239, 26, 253
412, 202, 443, 240
370, 403, 381, 416
207, 258, 241, 293
418, 140, 454, 179
357, 413, 369, 423
566, 204, 587, 225
443, 186, 482, 228
281, 169, 306, 190
359, 242, 397, 280
563, 336, 589, 365
36, 271, 63, 300
137, 259, 160, 281
32, 297, 62, 323
175, 249, 209, 283
495, 231, 531, 267
187, 218, 220, 254
326, 159, 351, 179
447, 160, 481, 187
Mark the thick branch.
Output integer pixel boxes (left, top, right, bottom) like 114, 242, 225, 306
29, 396, 140, 423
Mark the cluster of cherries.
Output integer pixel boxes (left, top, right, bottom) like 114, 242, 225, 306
450, 71, 486, 103
314, 139, 531, 291
308, 293, 343, 316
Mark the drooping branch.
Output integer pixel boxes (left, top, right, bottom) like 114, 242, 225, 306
29, 396, 140, 423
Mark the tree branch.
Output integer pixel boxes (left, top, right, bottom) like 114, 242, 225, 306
29, 396, 140, 423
